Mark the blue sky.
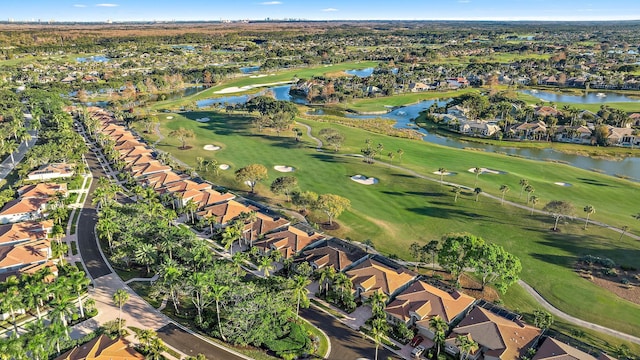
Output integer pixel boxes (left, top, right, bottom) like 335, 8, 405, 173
4, 0, 640, 22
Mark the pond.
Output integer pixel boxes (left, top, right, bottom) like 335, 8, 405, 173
76, 55, 110, 63
520, 90, 640, 104
344, 68, 398, 77
196, 85, 307, 108
240, 66, 261, 74
316, 100, 640, 180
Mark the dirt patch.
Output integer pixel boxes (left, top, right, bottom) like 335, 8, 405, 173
178, 146, 193, 150
575, 264, 640, 305
459, 273, 501, 303
320, 222, 340, 231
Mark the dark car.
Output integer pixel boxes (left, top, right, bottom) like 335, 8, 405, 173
410, 335, 424, 347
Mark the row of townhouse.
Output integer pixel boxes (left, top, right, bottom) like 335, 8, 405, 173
87, 108, 620, 360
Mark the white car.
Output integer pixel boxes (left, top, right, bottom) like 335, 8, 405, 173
411, 345, 426, 358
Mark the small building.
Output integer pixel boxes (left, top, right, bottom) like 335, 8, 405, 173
0, 197, 50, 224
254, 224, 325, 259
295, 238, 367, 271
0, 239, 51, 275
17, 183, 68, 199
0, 220, 53, 246
27, 163, 75, 181
346, 257, 416, 301
385, 280, 475, 340
444, 306, 541, 360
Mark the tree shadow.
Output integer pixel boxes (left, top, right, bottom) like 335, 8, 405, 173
576, 177, 617, 188
308, 153, 348, 163
407, 206, 487, 220
405, 191, 445, 197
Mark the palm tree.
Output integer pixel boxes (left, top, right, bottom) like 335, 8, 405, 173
292, 275, 311, 318
68, 268, 90, 318
456, 334, 478, 360
134, 243, 157, 274
619, 225, 630, 241
451, 186, 462, 203
438, 167, 447, 186
112, 288, 130, 333
47, 320, 68, 355
147, 337, 168, 360
583, 205, 595, 229
221, 224, 241, 256
24, 281, 46, 320
429, 315, 448, 359
499, 184, 510, 205
525, 185, 535, 204
519, 179, 529, 198
369, 316, 388, 360
49, 295, 75, 338
473, 187, 482, 202
183, 199, 199, 224
0, 282, 23, 338
258, 254, 275, 277
318, 266, 336, 296
211, 283, 229, 341
333, 272, 352, 302
365, 291, 388, 318
136, 329, 157, 353
473, 167, 482, 186
530, 195, 539, 215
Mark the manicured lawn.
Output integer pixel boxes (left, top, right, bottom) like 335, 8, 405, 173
137, 111, 640, 338
516, 92, 640, 113
343, 88, 479, 113
152, 61, 379, 109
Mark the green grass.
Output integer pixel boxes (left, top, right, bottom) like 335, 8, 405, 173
342, 88, 479, 113
152, 61, 379, 109
71, 241, 78, 256
70, 209, 81, 235
300, 318, 330, 358
128, 281, 162, 309
136, 110, 640, 338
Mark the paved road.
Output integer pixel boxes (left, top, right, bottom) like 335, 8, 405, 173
77, 149, 113, 279
157, 324, 248, 360
518, 280, 640, 345
301, 307, 401, 360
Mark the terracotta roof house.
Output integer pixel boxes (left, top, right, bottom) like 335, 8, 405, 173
444, 306, 541, 360
139, 171, 189, 190
555, 125, 593, 144
119, 145, 153, 160
18, 183, 68, 199
184, 188, 235, 210
0, 220, 53, 246
55, 334, 144, 360
606, 126, 638, 146
196, 199, 250, 225
295, 238, 367, 271
129, 160, 172, 179
18, 260, 58, 281
532, 337, 617, 360
0, 239, 51, 274
114, 139, 145, 152
346, 257, 416, 300
27, 163, 75, 181
385, 280, 475, 339
534, 106, 561, 117
630, 113, 640, 126
159, 179, 212, 207
0, 197, 50, 224
242, 211, 290, 244
254, 225, 325, 259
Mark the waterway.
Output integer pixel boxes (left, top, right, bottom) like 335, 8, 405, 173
191, 85, 640, 180
520, 90, 640, 104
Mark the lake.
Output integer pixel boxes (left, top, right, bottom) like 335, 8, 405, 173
240, 66, 261, 74
76, 55, 110, 63
520, 90, 640, 104
344, 68, 398, 77
196, 85, 307, 108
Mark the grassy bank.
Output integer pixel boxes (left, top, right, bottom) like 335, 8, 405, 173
135, 110, 640, 338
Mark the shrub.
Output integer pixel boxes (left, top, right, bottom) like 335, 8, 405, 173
621, 278, 631, 285
579, 255, 616, 269
604, 268, 618, 277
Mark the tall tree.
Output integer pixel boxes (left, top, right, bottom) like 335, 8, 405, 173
456, 334, 478, 360
235, 164, 268, 193
316, 194, 351, 226
451, 186, 462, 203
112, 288, 130, 333
473, 187, 482, 202
583, 205, 595, 229
438, 233, 482, 286
519, 179, 529, 199
429, 315, 448, 359
530, 195, 539, 215
270, 176, 298, 202
169, 127, 195, 150
543, 200, 575, 231
211, 283, 229, 341
499, 184, 510, 205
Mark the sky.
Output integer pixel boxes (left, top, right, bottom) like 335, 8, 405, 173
4, 0, 640, 22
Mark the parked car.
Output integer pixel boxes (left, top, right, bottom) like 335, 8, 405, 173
411, 345, 426, 358
410, 335, 424, 347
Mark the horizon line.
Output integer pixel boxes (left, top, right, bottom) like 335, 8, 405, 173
3, 18, 640, 23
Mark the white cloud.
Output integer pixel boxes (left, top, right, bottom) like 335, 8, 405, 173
322, 8, 338, 12
96, 3, 119, 7
260, 1, 282, 5
73, 4, 87, 7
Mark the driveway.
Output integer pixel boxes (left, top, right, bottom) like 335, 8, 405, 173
157, 324, 248, 360
301, 307, 402, 360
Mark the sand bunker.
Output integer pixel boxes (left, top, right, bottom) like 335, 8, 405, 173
203, 145, 221, 151
274, 165, 295, 173
166, 116, 173, 119
219, 164, 230, 170
196, 117, 210, 122
214, 80, 294, 94
468, 167, 506, 175
554, 182, 572, 187
433, 171, 456, 176
351, 175, 379, 185
249, 74, 268, 78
